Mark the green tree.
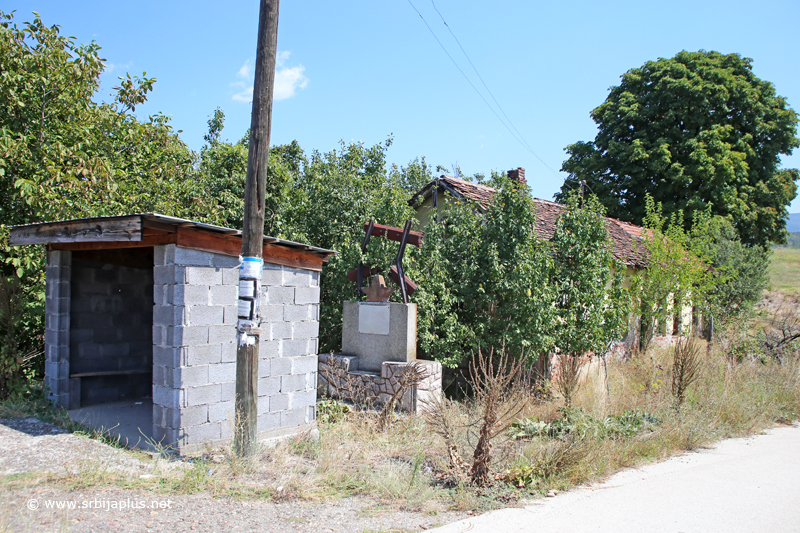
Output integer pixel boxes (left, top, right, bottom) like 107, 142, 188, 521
557, 50, 799, 247
197, 109, 249, 229
0, 11, 228, 395
281, 139, 415, 352
413, 175, 554, 367
690, 215, 770, 329
412, 198, 484, 367
389, 156, 436, 195
633, 196, 714, 351
0, 11, 217, 227
550, 192, 629, 405
195, 108, 302, 235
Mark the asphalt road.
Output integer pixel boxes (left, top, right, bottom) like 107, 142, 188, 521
431, 424, 800, 533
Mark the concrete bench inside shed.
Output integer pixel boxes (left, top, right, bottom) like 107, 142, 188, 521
10, 213, 335, 454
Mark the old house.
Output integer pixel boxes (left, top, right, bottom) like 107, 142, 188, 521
408, 168, 694, 345
10, 213, 335, 453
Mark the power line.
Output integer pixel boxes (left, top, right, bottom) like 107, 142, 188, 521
430, 2, 530, 152
405, 1, 528, 152
407, 0, 562, 179
429, 0, 561, 178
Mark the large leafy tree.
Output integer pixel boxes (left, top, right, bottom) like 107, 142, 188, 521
0, 11, 227, 396
557, 50, 799, 247
0, 11, 218, 227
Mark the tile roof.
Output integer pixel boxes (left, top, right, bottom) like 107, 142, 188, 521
411, 175, 649, 268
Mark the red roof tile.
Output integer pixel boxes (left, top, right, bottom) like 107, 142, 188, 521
411, 176, 648, 268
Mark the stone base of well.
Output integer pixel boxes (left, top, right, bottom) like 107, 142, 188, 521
317, 353, 441, 413
341, 301, 416, 372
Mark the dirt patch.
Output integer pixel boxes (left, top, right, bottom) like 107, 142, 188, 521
2, 487, 461, 533
0, 417, 468, 532
0, 418, 156, 476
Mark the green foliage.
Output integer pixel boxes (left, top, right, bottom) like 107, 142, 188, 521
633, 196, 714, 350
414, 186, 629, 369
280, 139, 415, 352
558, 50, 799, 247
413, 176, 553, 367
194, 109, 302, 236
512, 408, 660, 440
550, 193, 629, 360
0, 276, 43, 398
692, 216, 770, 325
409, 199, 483, 367
197, 110, 249, 229
0, 11, 234, 393
315, 398, 351, 424
632, 196, 767, 348
389, 156, 436, 196
0, 11, 219, 227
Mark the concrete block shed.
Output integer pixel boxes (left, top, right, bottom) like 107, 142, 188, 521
10, 214, 335, 453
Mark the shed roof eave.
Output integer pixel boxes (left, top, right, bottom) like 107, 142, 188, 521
9, 213, 336, 257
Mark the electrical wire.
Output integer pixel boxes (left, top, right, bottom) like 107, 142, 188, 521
405, 1, 528, 150
430, 2, 531, 152
407, 0, 562, 178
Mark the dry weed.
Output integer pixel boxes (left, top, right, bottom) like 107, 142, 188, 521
671, 335, 703, 407
376, 362, 426, 430
554, 353, 582, 409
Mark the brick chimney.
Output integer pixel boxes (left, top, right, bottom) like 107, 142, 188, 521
507, 167, 526, 187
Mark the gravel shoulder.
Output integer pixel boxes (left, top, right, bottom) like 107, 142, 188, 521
0, 417, 469, 533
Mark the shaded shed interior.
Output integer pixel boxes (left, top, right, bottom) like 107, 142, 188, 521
70, 248, 154, 406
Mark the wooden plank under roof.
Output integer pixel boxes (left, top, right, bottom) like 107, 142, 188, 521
10, 215, 142, 245
10, 213, 336, 272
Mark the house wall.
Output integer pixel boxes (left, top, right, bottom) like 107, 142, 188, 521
414, 194, 436, 228
152, 244, 320, 453
413, 187, 460, 228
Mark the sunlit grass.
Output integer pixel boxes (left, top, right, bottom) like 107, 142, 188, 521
769, 247, 800, 293
3, 326, 800, 512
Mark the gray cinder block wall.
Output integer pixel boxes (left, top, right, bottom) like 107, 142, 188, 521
152, 244, 321, 453
44, 250, 72, 408
70, 257, 153, 405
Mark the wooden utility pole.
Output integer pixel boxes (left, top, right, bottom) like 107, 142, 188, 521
235, 0, 280, 457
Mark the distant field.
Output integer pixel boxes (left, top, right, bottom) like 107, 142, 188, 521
769, 247, 800, 294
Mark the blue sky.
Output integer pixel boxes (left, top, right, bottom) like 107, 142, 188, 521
10, 0, 800, 210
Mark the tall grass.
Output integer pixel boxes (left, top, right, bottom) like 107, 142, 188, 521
3, 326, 800, 511
769, 248, 800, 294
502, 341, 800, 491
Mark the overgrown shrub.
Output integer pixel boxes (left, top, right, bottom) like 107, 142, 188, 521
0, 274, 44, 399
550, 192, 629, 405
413, 175, 553, 367
425, 348, 528, 486
632, 196, 714, 351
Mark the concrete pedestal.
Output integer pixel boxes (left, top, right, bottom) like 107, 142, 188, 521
341, 301, 416, 372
